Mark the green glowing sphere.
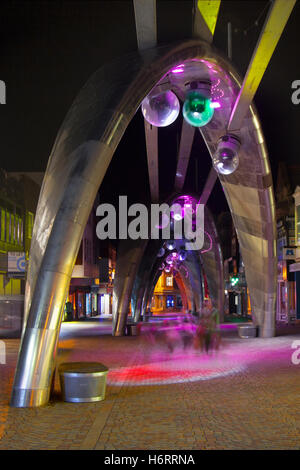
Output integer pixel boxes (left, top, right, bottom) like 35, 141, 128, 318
183, 90, 214, 127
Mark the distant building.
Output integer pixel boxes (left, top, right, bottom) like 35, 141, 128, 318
0, 170, 41, 336
289, 185, 300, 321
218, 212, 251, 319
151, 271, 183, 315
66, 195, 116, 320
275, 162, 300, 323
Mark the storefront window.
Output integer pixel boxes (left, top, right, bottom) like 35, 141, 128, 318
77, 292, 85, 318
92, 293, 98, 315
86, 293, 91, 316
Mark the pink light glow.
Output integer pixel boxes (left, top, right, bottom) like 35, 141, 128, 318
173, 212, 183, 221
171, 64, 185, 74
107, 354, 243, 386
210, 102, 221, 109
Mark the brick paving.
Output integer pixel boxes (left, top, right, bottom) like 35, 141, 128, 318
0, 321, 299, 450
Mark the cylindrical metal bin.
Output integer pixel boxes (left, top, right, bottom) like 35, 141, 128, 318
238, 324, 257, 339
126, 323, 139, 336
58, 362, 109, 403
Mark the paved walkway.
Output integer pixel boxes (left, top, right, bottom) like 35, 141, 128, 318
0, 321, 299, 450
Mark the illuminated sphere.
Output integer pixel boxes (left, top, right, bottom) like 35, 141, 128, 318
165, 240, 176, 251
183, 90, 214, 127
166, 255, 173, 265
141, 90, 180, 127
157, 247, 165, 258
179, 250, 187, 261
213, 148, 239, 175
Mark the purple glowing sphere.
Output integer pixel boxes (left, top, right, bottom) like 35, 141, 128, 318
141, 90, 180, 127
157, 247, 165, 258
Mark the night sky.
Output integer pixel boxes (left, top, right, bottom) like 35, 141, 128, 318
0, 0, 300, 215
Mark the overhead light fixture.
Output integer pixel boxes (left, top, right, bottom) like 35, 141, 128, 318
141, 90, 180, 127
157, 247, 165, 258
212, 134, 241, 175
164, 240, 176, 251
183, 81, 214, 127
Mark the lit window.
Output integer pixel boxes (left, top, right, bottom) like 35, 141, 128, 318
27, 212, 34, 239
1, 209, 6, 241
11, 213, 14, 242
6, 212, 10, 242
166, 276, 173, 287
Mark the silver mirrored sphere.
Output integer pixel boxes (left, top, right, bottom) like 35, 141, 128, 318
166, 255, 173, 265
213, 148, 239, 175
157, 247, 165, 258
141, 90, 180, 127
165, 240, 176, 251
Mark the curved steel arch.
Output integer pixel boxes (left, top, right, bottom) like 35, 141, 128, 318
129, 206, 223, 326
11, 39, 276, 407
128, 196, 224, 327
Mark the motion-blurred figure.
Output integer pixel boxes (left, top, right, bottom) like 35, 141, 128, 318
180, 317, 194, 350
195, 299, 221, 353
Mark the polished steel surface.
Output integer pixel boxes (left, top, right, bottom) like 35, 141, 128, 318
193, 0, 221, 43
113, 239, 146, 336
174, 120, 195, 192
12, 39, 277, 407
133, 0, 157, 50
201, 206, 224, 321
199, 167, 218, 205
59, 362, 108, 403
144, 120, 159, 202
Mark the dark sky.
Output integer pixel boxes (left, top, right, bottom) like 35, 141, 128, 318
0, 0, 299, 214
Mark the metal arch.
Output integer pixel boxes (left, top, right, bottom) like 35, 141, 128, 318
174, 272, 189, 312
133, 0, 157, 51
228, 0, 296, 132
144, 121, 159, 202
131, 240, 162, 323
181, 256, 203, 312
112, 238, 147, 336
174, 120, 195, 192
193, 0, 221, 43
133, 238, 206, 320
11, 39, 277, 407
133, 0, 160, 203
176, 268, 194, 312
140, 252, 202, 317
200, 206, 224, 321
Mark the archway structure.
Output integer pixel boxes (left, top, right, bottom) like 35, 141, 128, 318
11, 39, 276, 407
